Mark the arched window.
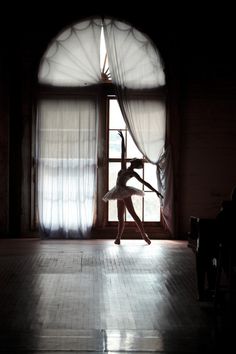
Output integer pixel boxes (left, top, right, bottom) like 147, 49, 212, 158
36, 17, 167, 238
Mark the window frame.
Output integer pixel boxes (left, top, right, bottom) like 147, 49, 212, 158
35, 83, 162, 236
106, 96, 161, 225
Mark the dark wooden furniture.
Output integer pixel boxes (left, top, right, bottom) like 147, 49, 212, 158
188, 216, 218, 301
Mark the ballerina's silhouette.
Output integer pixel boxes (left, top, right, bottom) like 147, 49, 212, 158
103, 131, 163, 245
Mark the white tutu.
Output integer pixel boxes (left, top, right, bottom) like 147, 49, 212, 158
103, 185, 144, 202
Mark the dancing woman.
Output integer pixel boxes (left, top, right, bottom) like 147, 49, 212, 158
103, 131, 163, 245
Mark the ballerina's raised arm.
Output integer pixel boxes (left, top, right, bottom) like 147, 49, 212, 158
118, 130, 126, 170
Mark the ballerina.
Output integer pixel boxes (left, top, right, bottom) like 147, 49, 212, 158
103, 131, 163, 245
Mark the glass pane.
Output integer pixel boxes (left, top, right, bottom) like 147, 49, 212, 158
126, 131, 142, 158
108, 200, 117, 221
144, 163, 158, 191
126, 195, 142, 221
109, 100, 126, 129
144, 192, 160, 221
108, 162, 120, 190
109, 130, 122, 158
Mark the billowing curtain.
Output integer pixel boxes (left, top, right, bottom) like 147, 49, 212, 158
156, 146, 174, 235
103, 19, 175, 236
37, 99, 98, 238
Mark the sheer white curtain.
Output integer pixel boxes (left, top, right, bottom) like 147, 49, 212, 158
38, 19, 102, 87
102, 18, 165, 89
156, 146, 174, 235
114, 99, 166, 162
103, 19, 174, 236
37, 99, 98, 238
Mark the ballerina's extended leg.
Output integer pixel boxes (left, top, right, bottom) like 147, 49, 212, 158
115, 199, 125, 245
124, 197, 151, 245
143, 233, 151, 245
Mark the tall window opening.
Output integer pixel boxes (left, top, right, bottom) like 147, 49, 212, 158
36, 17, 166, 238
108, 98, 160, 223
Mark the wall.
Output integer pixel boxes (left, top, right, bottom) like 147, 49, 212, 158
180, 86, 236, 236
0, 53, 9, 235
177, 15, 236, 236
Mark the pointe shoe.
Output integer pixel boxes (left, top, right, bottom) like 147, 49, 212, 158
114, 238, 120, 245
143, 233, 151, 245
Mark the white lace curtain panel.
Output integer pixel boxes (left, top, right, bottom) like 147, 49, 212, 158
37, 17, 174, 237
37, 99, 98, 238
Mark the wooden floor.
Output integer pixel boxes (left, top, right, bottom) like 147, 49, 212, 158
0, 238, 233, 353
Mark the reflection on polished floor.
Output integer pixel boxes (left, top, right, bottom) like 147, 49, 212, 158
0, 239, 233, 353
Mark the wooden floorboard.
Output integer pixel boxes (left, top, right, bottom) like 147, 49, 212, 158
0, 239, 233, 353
